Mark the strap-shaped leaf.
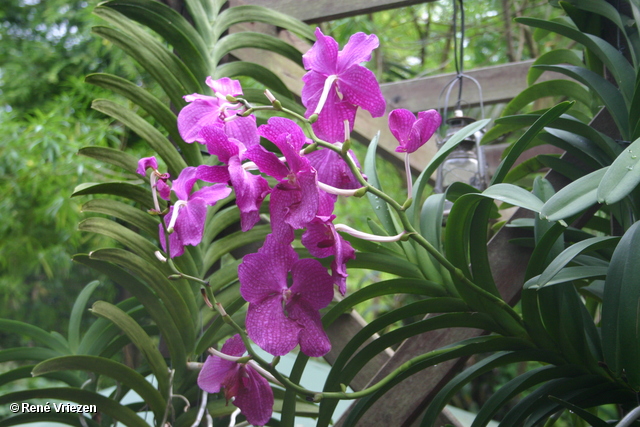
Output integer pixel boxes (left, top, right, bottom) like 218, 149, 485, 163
346, 252, 424, 278
597, 135, 640, 204
0, 347, 62, 364
33, 355, 166, 420
68, 281, 102, 353
201, 224, 271, 275
211, 32, 303, 68
78, 146, 140, 175
525, 266, 607, 290
72, 181, 155, 210
602, 221, 640, 387
92, 99, 187, 178
493, 102, 573, 185
90, 301, 170, 396
101, 0, 211, 83
540, 167, 609, 222
527, 48, 586, 85
535, 65, 629, 138
503, 79, 593, 117
81, 199, 159, 237
85, 73, 202, 166
92, 26, 188, 108
364, 131, 396, 235
408, 119, 490, 222
0, 320, 69, 355
516, 17, 635, 106
0, 388, 148, 427
214, 61, 292, 98
94, 6, 201, 95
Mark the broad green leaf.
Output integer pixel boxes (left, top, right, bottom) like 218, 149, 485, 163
503, 155, 548, 184
540, 167, 609, 222
81, 199, 159, 237
534, 65, 629, 138
597, 136, 640, 204
502, 79, 593, 117
85, 73, 202, 166
101, 0, 210, 83
482, 184, 545, 212
77, 146, 140, 175
0, 320, 69, 354
537, 154, 591, 181
72, 182, 154, 210
92, 26, 188, 107
211, 32, 303, 68
213, 5, 315, 42
91, 99, 187, 177
0, 388, 149, 427
68, 281, 101, 353
527, 48, 586, 85
409, 119, 490, 221
364, 131, 396, 235
602, 221, 640, 386
516, 17, 635, 105
492, 101, 573, 185
214, 61, 292, 98
90, 301, 170, 396
33, 355, 166, 420
538, 236, 618, 286
471, 365, 584, 427
420, 193, 446, 254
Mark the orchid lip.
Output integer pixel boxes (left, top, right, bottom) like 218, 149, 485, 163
313, 74, 339, 115
166, 200, 188, 233
334, 223, 406, 242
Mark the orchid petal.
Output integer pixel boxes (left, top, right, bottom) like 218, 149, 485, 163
137, 156, 158, 175
286, 299, 331, 357
338, 65, 386, 117
235, 368, 274, 426
172, 167, 198, 201
290, 258, 334, 310
206, 76, 243, 97
337, 32, 379, 73
302, 27, 338, 75
196, 165, 231, 184
246, 295, 300, 356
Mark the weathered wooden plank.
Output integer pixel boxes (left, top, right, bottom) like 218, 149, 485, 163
230, 0, 437, 23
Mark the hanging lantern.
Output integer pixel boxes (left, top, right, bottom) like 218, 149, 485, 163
434, 109, 488, 193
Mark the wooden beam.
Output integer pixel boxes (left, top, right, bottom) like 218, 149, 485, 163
231, 0, 437, 23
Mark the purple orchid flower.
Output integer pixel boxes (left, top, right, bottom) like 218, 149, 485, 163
250, 117, 320, 242
198, 334, 273, 426
159, 167, 231, 258
389, 109, 441, 154
239, 234, 334, 357
301, 28, 386, 143
306, 148, 362, 189
177, 77, 259, 146
196, 125, 270, 232
301, 191, 355, 295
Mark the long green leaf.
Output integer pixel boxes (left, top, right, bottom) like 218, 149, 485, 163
602, 221, 640, 386
597, 135, 640, 204
409, 119, 490, 221
492, 101, 573, 185
364, 131, 396, 235
346, 252, 424, 278
527, 48, 586, 85
211, 32, 303, 68
68, 281, 102, 353
540, 167, 608, 221
0, 412, 99, 427
0, 365, 81, 389
77, 146, 140, 175
72, 181, 155, 210
213, 5, 314, 42
534, 65, 629, 138
214, 61, 292, 98
90, 301, 170, 396
201, 225, 270, 275
0, 388, 149, 427
502, 79, 593, 117
0, 320, 69, 354
81, 199, 159, 237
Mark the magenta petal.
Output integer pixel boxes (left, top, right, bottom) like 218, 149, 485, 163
301, 217, 335, 259
388, 108, 416, 148
174, 198, 208, 247
197, 354, 238, 394
301, 70, 325, 114
190, 183, 232, 206
177, 98, 222, 143
246, 145, 289, 181
172, 167, 199, 200
302, 28, 338, 75
225, 115, 259, 147
199, 125, 239, 163
246, 295, 300, 356
290, 259, 334, 310
137, 156, 158, 176
337, 32, 379, 73
307, 148, 360, 189
416, 109, 442, 144
235, 368, 274, 426
159, 217, 184, 258
228, 157, 270, 232
156, 179, 171, 201
239, 234, 297, 303
196, 165, 230, 184
311, 90, 357, 143
258, 117, 307, 153
286, 300, 331, 357
268, 187, 297, 243
338, 66, 386, 117
284, 168, 319, 230
206, 76, 243, 97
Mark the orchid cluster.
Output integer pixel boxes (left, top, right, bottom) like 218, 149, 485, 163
137, 28, 441, 425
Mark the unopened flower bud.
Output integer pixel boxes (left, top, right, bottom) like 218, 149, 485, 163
308, 113, 319, 124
